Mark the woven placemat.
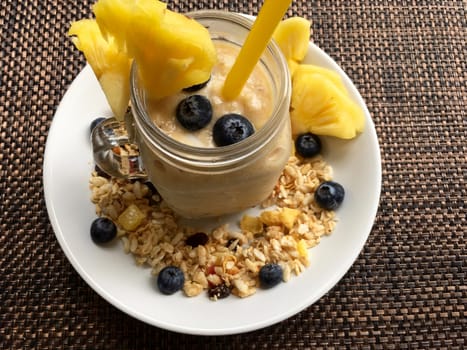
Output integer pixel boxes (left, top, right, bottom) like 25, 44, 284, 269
1, 0, 465, 348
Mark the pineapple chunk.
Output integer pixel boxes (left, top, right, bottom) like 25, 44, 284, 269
290, 65, 365, 139
240, 215, 264, 234
118, 204, 146, 231
294, 64, 347, 93
92, 0, 217, 99
260, 210, 282, 226
279, 208, 300, 230
69, 19, 131, 120
296, 239, 309, 259
93, 0, 167, 52
273, 17, 311, 75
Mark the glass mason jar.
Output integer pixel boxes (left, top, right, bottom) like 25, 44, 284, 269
94, 10, 291, 218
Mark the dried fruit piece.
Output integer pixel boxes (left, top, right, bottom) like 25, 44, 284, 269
240, 215, 263, 234
208, 283, 231, 300
117, 204, 145, 231
279, 208, 300, 230
296, 239, 308, 258
260, 210, 282, 226
185, 232, 209, 248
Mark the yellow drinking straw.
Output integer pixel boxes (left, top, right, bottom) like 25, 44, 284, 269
222, 0, 293, 100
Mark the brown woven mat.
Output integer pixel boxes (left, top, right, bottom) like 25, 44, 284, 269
1, 0, 465, 348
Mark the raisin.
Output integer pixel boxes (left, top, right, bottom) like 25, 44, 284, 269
208, 283, 231, 300
185, 232, 209, 247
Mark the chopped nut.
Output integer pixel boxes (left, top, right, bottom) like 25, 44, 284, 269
184, 281, 204, 297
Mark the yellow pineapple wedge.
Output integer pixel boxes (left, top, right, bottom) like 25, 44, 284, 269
273, 17, 311, 75
92, 0, 217, 99
69, 19, 131, 120
290, 64, 365, 139
92, 0, 167, 53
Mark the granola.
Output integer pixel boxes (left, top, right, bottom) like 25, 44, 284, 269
89, 155, 335, 299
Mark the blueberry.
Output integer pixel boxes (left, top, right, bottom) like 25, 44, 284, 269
176, 95, 212, 131
295, 133, 321, 158
182, 76, 211, 92
212, 113, 255, 146
90, 117, 106, 134
157, 266, 185, 295
259, 263, 283, 289
90, 217, 117, 244
314, 181, 345, 210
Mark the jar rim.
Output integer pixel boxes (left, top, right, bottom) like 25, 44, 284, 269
130, 10, 291, 168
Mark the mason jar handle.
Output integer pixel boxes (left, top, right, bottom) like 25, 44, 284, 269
91, 111, 147, 180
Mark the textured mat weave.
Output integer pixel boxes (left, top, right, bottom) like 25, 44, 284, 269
1, 0, 465, 348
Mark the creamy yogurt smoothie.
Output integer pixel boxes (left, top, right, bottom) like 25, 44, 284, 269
149, 41, 274, 148
130, 11, 291, 218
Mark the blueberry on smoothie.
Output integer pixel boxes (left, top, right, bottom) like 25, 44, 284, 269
176, 95, 212, 131
212, 113, 255, 146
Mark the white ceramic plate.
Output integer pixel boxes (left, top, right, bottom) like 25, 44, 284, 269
43, 41, 381, 335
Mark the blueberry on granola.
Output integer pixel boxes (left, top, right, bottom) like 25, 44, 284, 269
90, 217, 117, 244
157, 266, 185, 295
259, 263, 283, 289
314, 181, 345, 210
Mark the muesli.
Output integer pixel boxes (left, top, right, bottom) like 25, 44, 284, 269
89, 154, 336, 299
